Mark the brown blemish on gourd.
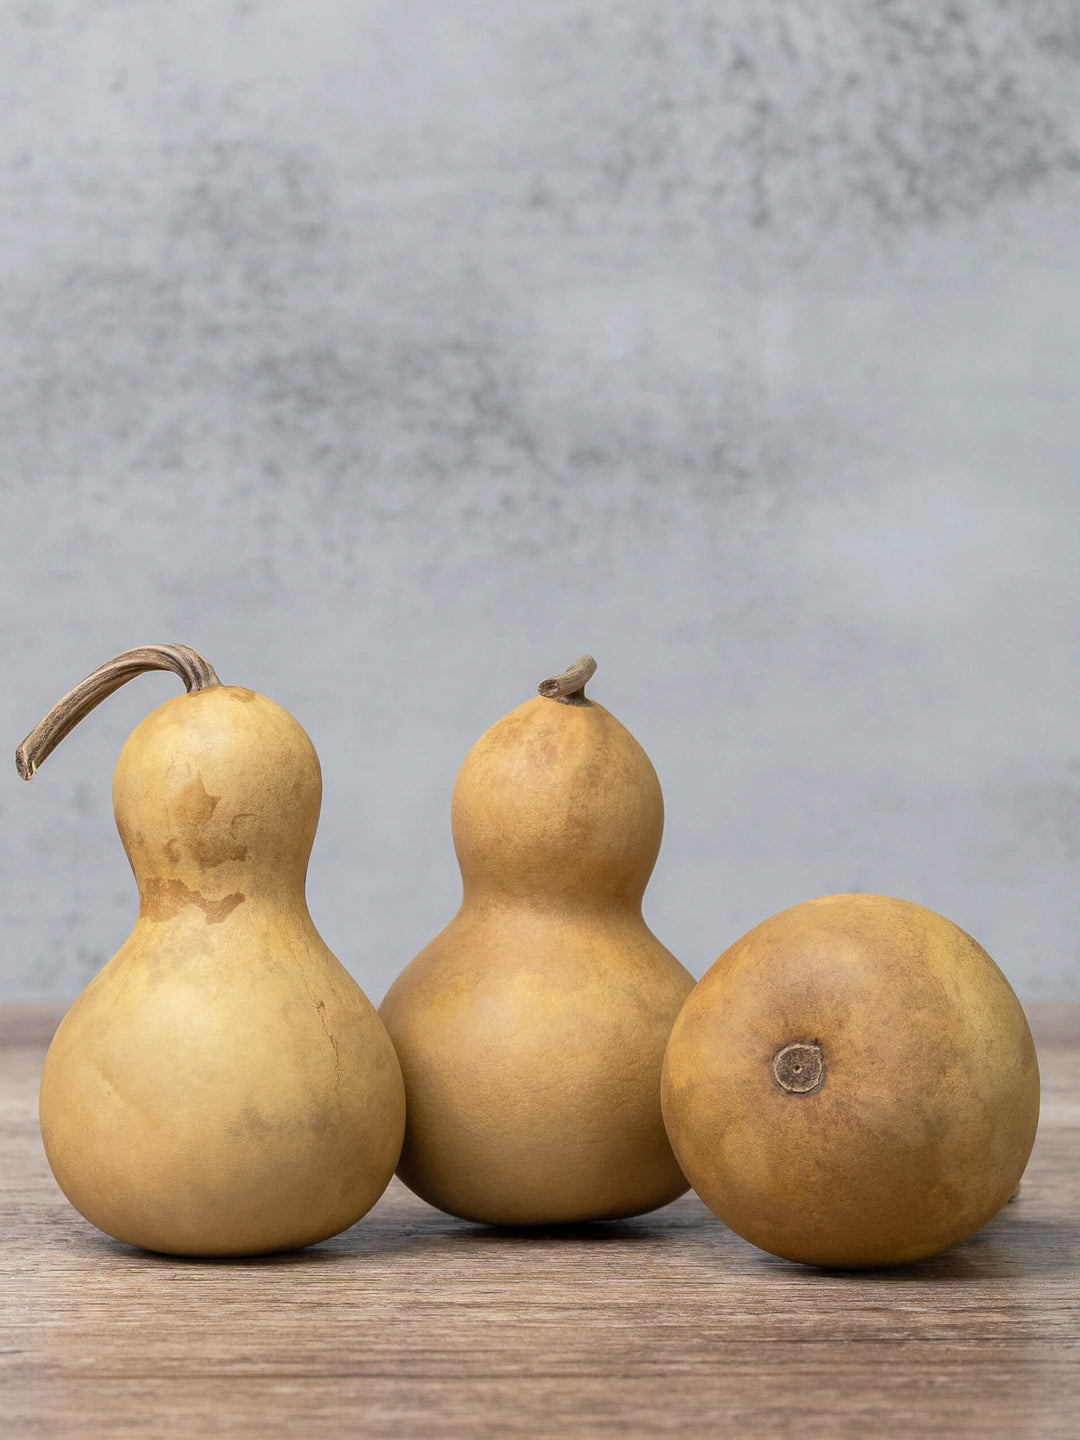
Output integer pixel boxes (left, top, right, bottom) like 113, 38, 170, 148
141, 877, 245, 925
229, 688, 257, 702
172, 777, 250, 867
174, 775, 219, 830
190, 833, 250, 867
232, 1105, 274, 1139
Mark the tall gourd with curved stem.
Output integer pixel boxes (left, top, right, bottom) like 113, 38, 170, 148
379, 655, 695, 1226
17, 645, 405, 1257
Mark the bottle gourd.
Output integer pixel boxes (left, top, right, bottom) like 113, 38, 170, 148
17, 645, 405, 1256
379, 655, 695, 1226
661, 894, 1040, 1268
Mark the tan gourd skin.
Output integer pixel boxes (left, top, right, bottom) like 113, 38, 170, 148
23, 654, 405, 1257
661, 894, 1040, 1269
379, 662, 695, 1227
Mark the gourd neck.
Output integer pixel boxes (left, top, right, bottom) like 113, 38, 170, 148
131, 877, 313, 930
458, 886, 646, 921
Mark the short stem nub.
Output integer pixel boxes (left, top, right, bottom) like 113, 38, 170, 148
538, 654, 597, 706
16, 645, 222, 780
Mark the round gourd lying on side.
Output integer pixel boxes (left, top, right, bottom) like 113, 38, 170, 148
17, 645, 405, 1257
660, 894, 1040, 1268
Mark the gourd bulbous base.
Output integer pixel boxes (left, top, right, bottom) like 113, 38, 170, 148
40, 901, 405, 1257
381, 902, 694, 1228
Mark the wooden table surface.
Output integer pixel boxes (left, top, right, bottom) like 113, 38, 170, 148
2, 1004, 1077, 1438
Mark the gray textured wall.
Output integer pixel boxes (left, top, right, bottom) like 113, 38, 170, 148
3, 2, 1080, 1002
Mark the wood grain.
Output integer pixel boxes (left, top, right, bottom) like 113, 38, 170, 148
1, 1003, 1077, 1438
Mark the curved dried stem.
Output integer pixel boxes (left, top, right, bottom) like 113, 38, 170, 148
537, 654, 597, 706
16, 645, 222, 780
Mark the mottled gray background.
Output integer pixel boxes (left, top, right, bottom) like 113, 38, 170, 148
3, 2, 1079, 1002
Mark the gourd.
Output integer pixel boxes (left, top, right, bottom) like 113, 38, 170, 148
661, 893, 1040, 1268
378, 655, 695, 1226
17, 645, 405, 1256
